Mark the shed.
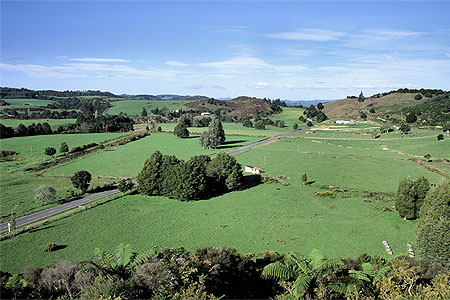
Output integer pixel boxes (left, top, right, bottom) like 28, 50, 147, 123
244, 165, 261, 174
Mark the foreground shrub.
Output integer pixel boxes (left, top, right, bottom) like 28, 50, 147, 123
43, 242, 57, 252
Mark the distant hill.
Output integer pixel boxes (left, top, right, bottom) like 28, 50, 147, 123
322, 88, 448, 120
122, 94, 209, 101
286, 99, 334, 107
184, 96, 277, 117
0, 87, 119, 99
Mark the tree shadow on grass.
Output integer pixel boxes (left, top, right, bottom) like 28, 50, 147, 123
52, 244, 68, 251
216, 140, 248, 149
242, 174, 263, 189
184, 135, 200, 139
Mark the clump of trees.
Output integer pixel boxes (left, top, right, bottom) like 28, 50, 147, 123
44, 147, 56, 157
136, 151, 243, 200
416, 180, 450, 269
34, 185, 56, 205
302, 104, 328, 123
173, 122, 189, 138
395, 176, 430, 219
199, 117, 226, 149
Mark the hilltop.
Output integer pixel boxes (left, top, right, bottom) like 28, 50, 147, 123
322, 88, 449, 120
184, 96, 281, 117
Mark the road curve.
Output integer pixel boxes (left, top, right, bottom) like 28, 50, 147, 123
0, 125, 309, 233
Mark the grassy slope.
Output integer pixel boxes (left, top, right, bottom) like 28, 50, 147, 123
0, 99, 55, 110
107, 100, 191, 116
0, 133, 127, 218
1, 128, 447, 273
322, 93, 421, 119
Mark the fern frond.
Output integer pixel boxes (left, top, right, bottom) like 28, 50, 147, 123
374, 266, 391, 282
131, 249, 154, 267
262, 262, 294, 280
292, 273, 312, 298
308, 249, 325, 270
94, 248, 115, 269
361, 262, 374, 277
115, 243, 133, 267
349, 270, 371, 282
328, 281, 348, 295
318, 257, 344, 273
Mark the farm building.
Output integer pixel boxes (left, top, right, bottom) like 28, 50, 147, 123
244, 165, 261, 174
335, 120, 356, 125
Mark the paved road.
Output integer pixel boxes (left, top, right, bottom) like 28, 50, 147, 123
0, 189, 121, 233
1, 125, 308, 233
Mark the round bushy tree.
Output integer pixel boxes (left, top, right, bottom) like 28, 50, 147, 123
34, 185, 56, 205
415, 94, 423, 100
293, 123, 298, 130
399, 123, 411, 135
395, 178, 416, 219
242, 119, 253, 128
44, 147, 56, 156
173, 123, 189, 138
413, 175, 430, 213
199, 117, 226, 149
406, 112, 417, 123
416, 181, 450, 269
437, 134, 444, 141
71, 170, 92, 194
254, 120, 265, 130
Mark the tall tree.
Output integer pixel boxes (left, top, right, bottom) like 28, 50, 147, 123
199, 117, 225, 149
416, 181, 450, 269
60, 142, 69, 153
173, 123, 189, 138
34, 185, 57, 205
358, 91, 365, 102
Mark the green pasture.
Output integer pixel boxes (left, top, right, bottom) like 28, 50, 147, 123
44, 133, 262, 179
0, 119, 77, 128
107, 100, 191, 116
1, 128, 447, 273
0, 99, 55, 109
0, 133, 127, 219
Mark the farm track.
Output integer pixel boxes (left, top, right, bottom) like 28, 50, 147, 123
0, 126, 308, 234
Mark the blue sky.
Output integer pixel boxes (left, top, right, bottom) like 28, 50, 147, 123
1, 1, 450, 100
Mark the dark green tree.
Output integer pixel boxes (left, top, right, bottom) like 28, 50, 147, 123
168, 157, 209, 200
415, 94, 423, 100
210, 117, 225, 144
173, 123, 189, 138
118, 179, 134, 193
317, 102, 324, 110
136, 151, 180, 196
60, 142, 69, 153
293, 123, 298, 130
44, 147, 56, 157
306, 121, 313, 127
242, 119, 253, 127
141, 107, 148, 119
71, 170, 92, 194
254, 120, 265, 130
406, 112, 417, 123
199, 117, 225, 149
437, 134, 444, 141
360, 111, 367, 120
358, 91, 365, 102
413, 175, 430, 213
416, 181, 450, 269
369, 108, 376, 114
302, 173, 308, 185
399, 123, 411, 135
395, 178, 416, 219
206, 153, 243, 193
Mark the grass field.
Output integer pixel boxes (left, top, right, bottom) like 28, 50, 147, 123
0, 99, 55, 109
0, 119, 77, 128
0, 133, 128, 219
1, 126, 447, 273
107, 100, 192, 116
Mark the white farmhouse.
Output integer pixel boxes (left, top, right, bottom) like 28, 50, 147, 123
335, 120, 356, 125
244, 165, 261, 174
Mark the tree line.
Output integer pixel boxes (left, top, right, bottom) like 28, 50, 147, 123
0, 87, 118, 99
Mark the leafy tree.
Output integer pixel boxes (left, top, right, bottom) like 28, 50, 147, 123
424, 153, 432, 162
199, 117, 225, 149
395, 178, 416, 219
277, 120, 285, 128
137, 151, 180, 196
406, 112, 417, 123
41, 261, 79, 300
262, 249, 344, 299
358, 91, 365, 102
415, 94, 423, 100
45, 147, 57, 156
316, 111, 328, 123
206, 153, 243, 193
293, 123, 298, 130
299, 116, 306, 123
34, 185, 57, 205
71, 170, 92, 194
317, 102, 324, 110
369, 108, 376, 113
443, 122, 450, 133
173, 123, 189, 138
437, 134, 444, 141
157, 126, 162, 132
360, 111, 367, 120
118, 179, 134, 193
60, 142, 69, 153
254, 120, 265, 130
141, 107, 148, 119
399, 123, 411, 134
416, 181, 450, 269
306, 121, 313, 127
242, 119, 253, 127
5, 273, 27, 299
395, 176, 430, 219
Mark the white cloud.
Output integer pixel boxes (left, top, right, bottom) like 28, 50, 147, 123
69, 57, 130, 63
199, 57, 270, 70
446, 53, 450, 58
165, 60, 190, 67
363, 29, 422, 39
248, 82, 269, 89
267, 29, 345, 41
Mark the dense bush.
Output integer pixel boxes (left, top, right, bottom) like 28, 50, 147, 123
395, 176, 430, 219
137, 151, 243, 200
